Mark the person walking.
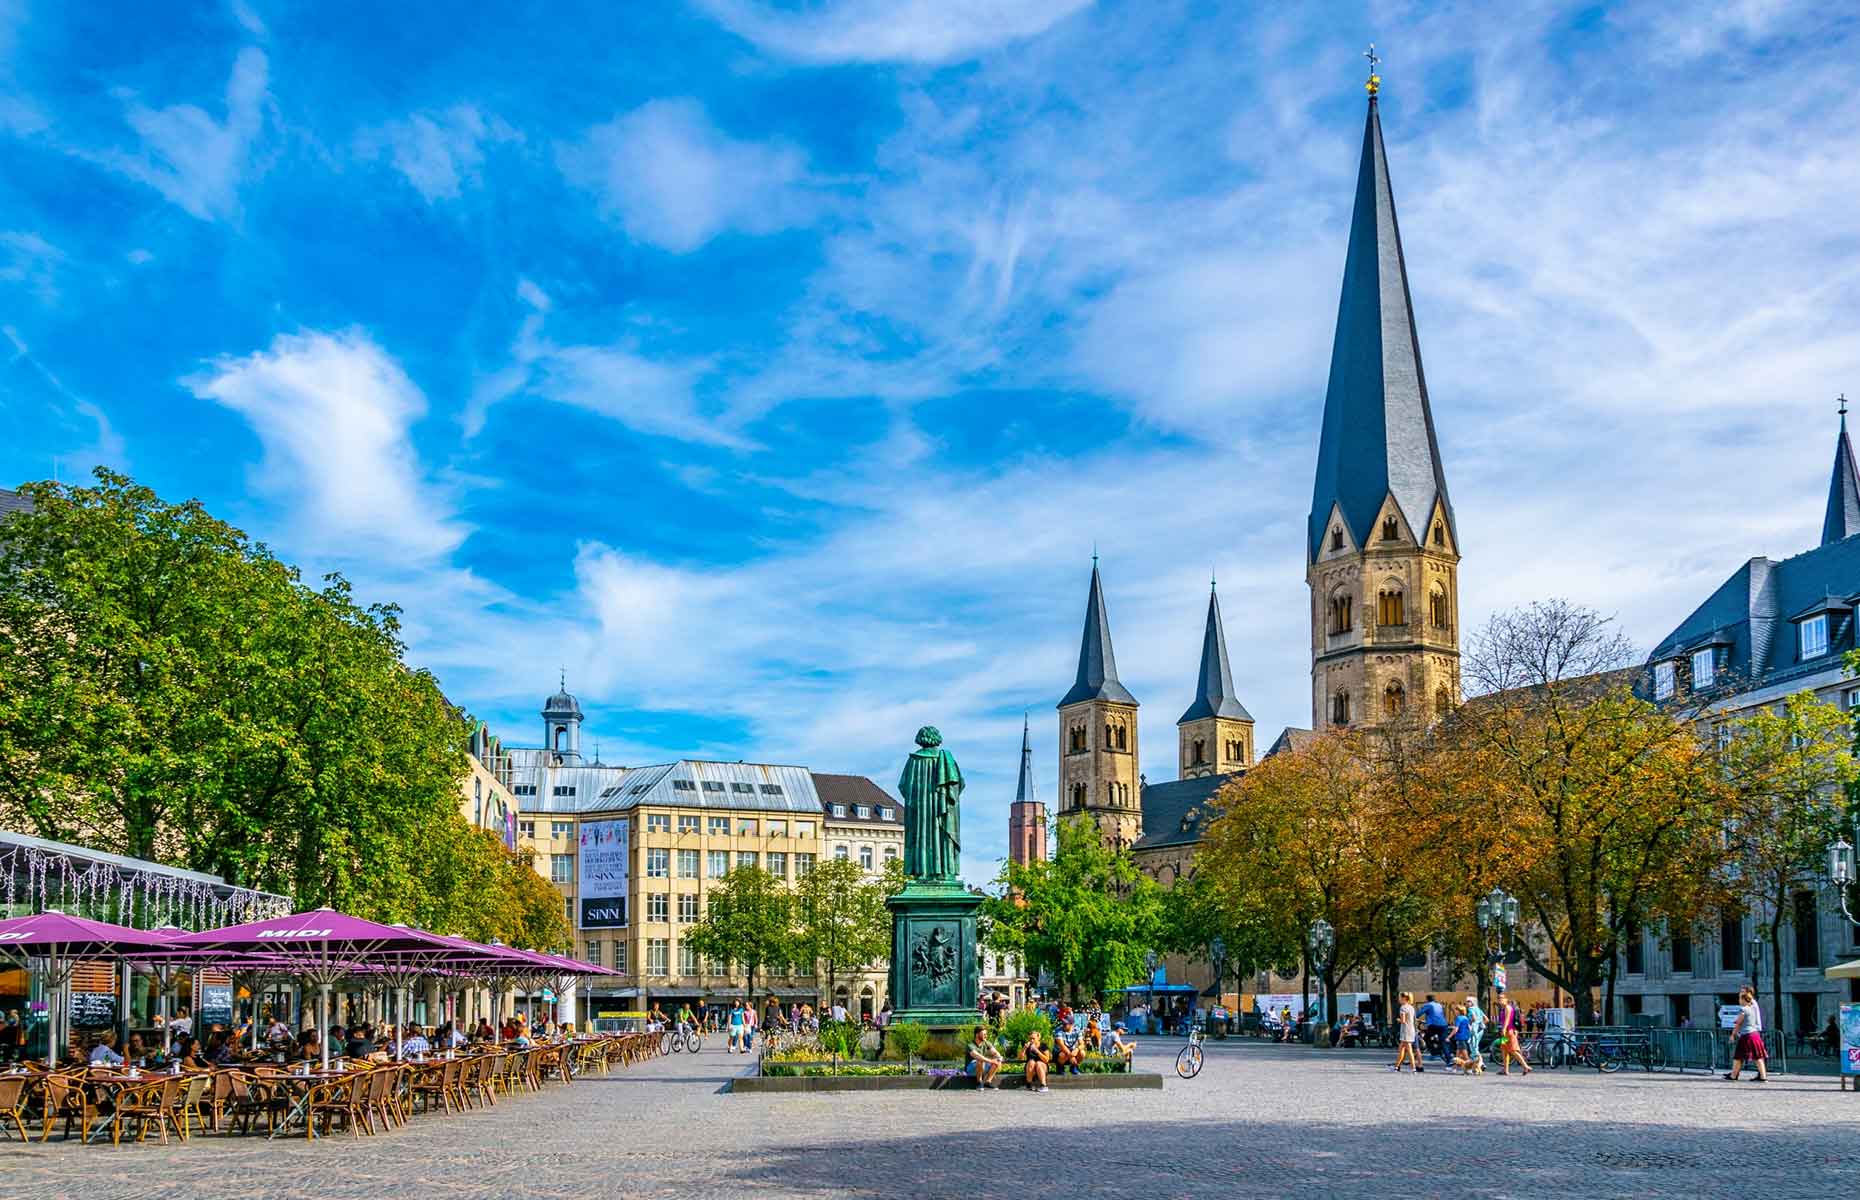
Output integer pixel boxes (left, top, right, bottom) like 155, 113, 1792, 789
1419, 994, 1451, 1066
1724, 986, 1768, 1082
1391, 992, 1421, 1072
1494, 991, 1531, 1076
1464, 994, 1488, 1075
728, 999, 747, 1053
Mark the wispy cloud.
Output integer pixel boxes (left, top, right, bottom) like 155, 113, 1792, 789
0, 231, 62, 303
357, 103, 520, 203
696, 0, 1092, 64
104, 47, 269, 221
558, 98, 817, 253
186, 329, 468, 560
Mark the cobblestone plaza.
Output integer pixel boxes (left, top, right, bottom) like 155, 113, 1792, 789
5, 1039, 1855, 1199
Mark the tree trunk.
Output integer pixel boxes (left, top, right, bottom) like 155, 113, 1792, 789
1768, 907, 1785, 1043
1322, 966, 1337, 1046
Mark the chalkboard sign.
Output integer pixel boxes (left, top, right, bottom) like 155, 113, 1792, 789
69, 991, 117, 1029
199, 984, 233, 1029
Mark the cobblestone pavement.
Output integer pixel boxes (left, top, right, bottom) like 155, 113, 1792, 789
3, 1038, 1855, 1199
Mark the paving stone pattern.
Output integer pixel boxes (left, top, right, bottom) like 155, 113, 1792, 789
3, 1039, 1856, 1199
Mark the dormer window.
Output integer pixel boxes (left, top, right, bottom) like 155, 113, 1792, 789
1330, 527, 1344, 551
1653, 661, 1676, 700
1381, 517, 1399, 541
1799, 614, 1829, 660
1690, 648, 1715, 689
1432, 522, 1444, 547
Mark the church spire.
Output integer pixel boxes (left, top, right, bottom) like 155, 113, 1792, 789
1014, 714, 1035, 804
1179, 582, 1251, 723
1308, 65, 1455, 561
1822, 395, 1860, 546
1059, 559, 1135, 706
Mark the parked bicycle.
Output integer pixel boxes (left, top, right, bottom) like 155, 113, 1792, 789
1176, 1025, 1206, 1079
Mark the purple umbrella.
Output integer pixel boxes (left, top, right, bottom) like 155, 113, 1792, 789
166, 908, 471, 1068
0, 911, 170, 1067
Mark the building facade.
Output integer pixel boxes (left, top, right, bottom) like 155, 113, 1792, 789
1619, 409, 1860, 1033
816, 772, 904, 1017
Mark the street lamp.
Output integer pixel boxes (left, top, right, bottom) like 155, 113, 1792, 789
1829, 836, 1858, 923
1475, 886, 1520, 958
1145, 950, 1159, 1036
1307, 920, 1335, 1043
1747, 934, 1764, 993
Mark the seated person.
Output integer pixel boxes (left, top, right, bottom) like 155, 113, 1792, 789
965, 1027, 1003, 1089
1022, 1030, 1050, 1092
344, 1026, 376, 1059
125, 1033, 149, 1063
263, 1016, 292, 1047
89, 1030, 126, 1067
398, 1025, 431, 1057
1084, 1018, 1103, 1053
474, 1019, 495, 1043
1052, 1026, 1085, 1075
204, 1029, 237, 1066
294, 1030, 321, 1062
440, 1022, 467, 1049
1105, 1023, 1134, 1062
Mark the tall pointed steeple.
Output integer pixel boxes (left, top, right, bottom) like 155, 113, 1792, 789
1060, 559, 1136, 706
1307, 77, 1455, 561
1015, 714, 1036, 804
1179, 582, 1251, 723
1822, 396, 1860, 546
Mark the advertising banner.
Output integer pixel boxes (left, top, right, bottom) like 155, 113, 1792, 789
1840, 1003, 1860, 1076
578, 817, 630, 929
199, 984, 234, 1030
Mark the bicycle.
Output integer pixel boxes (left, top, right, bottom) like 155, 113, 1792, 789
670, 1025, 703, 1054
1175, 1026, 1206, 1079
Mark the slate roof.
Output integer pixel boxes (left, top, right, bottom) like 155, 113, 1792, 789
1178, 585, 1251, 723
0, 487, 32, 520
1059, 561, 1136, 707
1134, 773, 1240, 852
812, 773, 905, 825
1264, 727, 1316, 758
1645, 531, 1860, 699
1308, 95, 1456, 561
1822, 414, 1860, 547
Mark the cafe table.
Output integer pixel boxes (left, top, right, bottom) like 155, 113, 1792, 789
81, 1068, 186, 1143
258, 1065, 360, 1140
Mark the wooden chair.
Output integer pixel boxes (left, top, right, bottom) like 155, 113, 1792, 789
463, 1055, 496, 1108
409, 1062, 452, 1115
364, 1066, 402, 1132
111, 1076, 186, 1146
176, 1072, 212, 1139
222, 1072, 282, 1136
39, 1073, 94, 1142
305, 1072, 369, 1139
0, 1076, 29, 1141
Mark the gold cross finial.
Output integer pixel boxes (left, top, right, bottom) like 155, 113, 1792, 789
1365, 43, 1381, 97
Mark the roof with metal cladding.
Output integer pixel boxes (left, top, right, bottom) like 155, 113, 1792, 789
508, 755, 825, 816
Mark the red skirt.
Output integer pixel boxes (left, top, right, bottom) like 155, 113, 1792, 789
1735, 1032, 1767, 1060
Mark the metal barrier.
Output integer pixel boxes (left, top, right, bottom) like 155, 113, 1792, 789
1547, 1025, 1791, 1075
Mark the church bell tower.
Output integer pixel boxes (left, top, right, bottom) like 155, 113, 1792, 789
1057, 559, 1141, 849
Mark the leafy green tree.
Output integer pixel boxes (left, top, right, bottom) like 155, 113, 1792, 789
1714, 690, 1857, 1027
986, 816, 1165, 1001
683, 866, 795, 1014
793, 856, 893, 1011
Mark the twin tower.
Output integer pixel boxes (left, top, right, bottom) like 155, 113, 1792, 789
1015, 77, 1464, 860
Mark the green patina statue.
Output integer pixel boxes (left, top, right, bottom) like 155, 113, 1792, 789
898, 725, 963, 883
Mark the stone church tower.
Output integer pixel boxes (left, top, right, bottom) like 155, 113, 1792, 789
1008, 715, 1048, 867
1308, 80, 1462, 732
1057, 560, 1142, 849
1177, 582, 1254, 778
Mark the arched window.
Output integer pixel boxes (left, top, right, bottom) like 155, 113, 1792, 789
1329, 593, 1353, 634
1429, 586, 1450, 629
1381, 516, 1400, 541
1069, 725, 1086, 753
1378, 588, 1405, 627
1331, 691, 1351, 725
1383, 680, 1406, 717
1104, 722, 1114, 746
553, 725, 566, 751
1115, 724, 1127, 750
1330, 527, 1344, 551
1071, 783, 1086, 809
1192, 739, 1206, 766
1434, 687, 1452, 720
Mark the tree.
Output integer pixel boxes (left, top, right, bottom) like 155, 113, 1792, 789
1441, 600, 1722, 1024
0, 471, 526, 930
1714, 690, 1857, 1028
986, 816, 1165, 1001
1158, 869, 1293, 1006
683, 866, 795, 1014
794, 857, 892, 1011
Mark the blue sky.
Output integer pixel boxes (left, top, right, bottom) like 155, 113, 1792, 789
4, 1, 1859, 884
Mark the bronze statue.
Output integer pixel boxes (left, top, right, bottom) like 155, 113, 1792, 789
898, 725, 962, 883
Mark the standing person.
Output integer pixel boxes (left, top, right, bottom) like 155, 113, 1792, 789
1464, 995, 1488, 1075
727, 1000, 746, 1053
1494, 991, 1531, 1076
0, 1009, 19, 1064
1725, 986, 1769, 1082
1419, 994, 1451, 1066
1391, 992, 1421, 1073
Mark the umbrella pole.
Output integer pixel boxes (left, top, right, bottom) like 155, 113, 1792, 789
319, 982, 332, 1069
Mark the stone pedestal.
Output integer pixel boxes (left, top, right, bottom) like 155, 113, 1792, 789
885, 882, 982, 1028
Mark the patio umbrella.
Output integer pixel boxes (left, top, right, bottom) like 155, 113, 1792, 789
164, 908, 471, 1068
0, 911, 171, 1068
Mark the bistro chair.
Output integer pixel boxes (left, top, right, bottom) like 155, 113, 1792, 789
363, 1066, 403, 1133
305, 1071, 369, 1139
0, 1076, 30, 1141
38, 1073, 94, 1142
111, 1076, 185, 1146
176, 1072, 212, 1140
409, 1061, 452, 1115
464, 1055, 496, 1108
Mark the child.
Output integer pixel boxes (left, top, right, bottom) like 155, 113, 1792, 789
1450, 1004, 1475, 1073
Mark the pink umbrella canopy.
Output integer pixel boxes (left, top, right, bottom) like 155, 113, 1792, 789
164, 907, 467, 962
0, 910, 172, 959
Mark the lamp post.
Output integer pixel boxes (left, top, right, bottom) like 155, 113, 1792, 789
1829, 836, 1858, 922
1209, 936, 1227, 1035
1144, 950, 1159, 1036
1475, 886, 1520, 1012
1308, 919, 1335, 1043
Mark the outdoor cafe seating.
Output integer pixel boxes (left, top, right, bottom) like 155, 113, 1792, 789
0, 907, 664, 1146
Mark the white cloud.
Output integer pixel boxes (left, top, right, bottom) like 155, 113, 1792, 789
108, 47, 269, 221
357, 104, 519, 203
697, 0, 1092, 64
0, 231, 63, 302
186, 330, 467, 560
558, 99, 815, 253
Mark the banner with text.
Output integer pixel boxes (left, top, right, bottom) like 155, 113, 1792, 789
578, 817, 630, 930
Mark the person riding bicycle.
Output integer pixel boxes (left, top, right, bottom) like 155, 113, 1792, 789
676, 1004, 697, 1038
